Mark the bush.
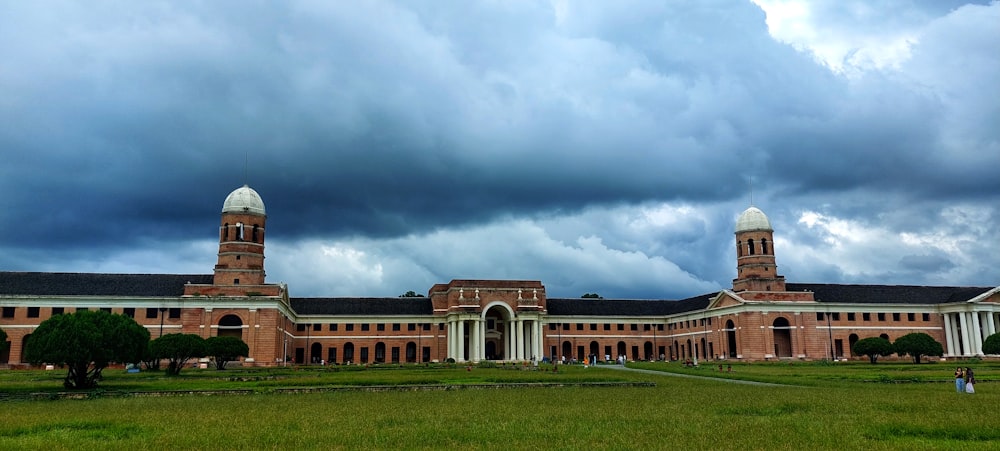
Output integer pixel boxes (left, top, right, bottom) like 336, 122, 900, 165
983, 333, 1000, 355
892, 333, 943, 364
852, 337, 893, 364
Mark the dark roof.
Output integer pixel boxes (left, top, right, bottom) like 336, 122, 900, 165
290, 297, 434, 315
546, 292, 715, 316
0, 272, 213, 297
788, 283, 993, 305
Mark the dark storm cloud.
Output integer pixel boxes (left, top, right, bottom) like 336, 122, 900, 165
0, 1, 997, 296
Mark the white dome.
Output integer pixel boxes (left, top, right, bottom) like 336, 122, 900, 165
736, 206, 771, 232
222, 185, 266, 215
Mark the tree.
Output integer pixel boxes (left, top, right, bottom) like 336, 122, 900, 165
151, 333, 206, 375
983, 333, 1000, 355
400, 291, 424, 297
23, 310, 149, 389
851, 337, 893, 364
0, 327, 8, 353
205, 336, 250, 370
581, 293, 602, 299
892, 332, 943, 364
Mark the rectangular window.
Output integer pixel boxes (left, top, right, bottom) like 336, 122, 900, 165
548, 324, 557, 330
617, 324, 624, 331
100, 307, 112, 313
603, 324, 610, 331
393, 323, 401, 331
816, 312, 825, 321
169, 308, 181, 319
297, 324, 306, 332
847, 312, 855, 321
863, 312, 871, 321
27, 307, 40, 318
52, 307, 65, 315
438, 323, 444, 331
425, 324, 432, 331
146, 308, 158, 319
329, 324, 338, 331
922, 313, 930, 322
630, 324, 638, 331
1, 307, 14, 318
576, 323, 583, 330
360, 347, 369, 363
487, 319, 495, 330
76, 307, 87, 312
831, 313, 840, 321
562, 324, 570, 331
877, 313, 886, 321
313, 324, 321, 331
657, 324, 664, 331
892, 313, 900, 321
123, 308, 135, 318
907, 313, 915, 321
407, 323, 416, 331
346, 324, 354, 332
361, 324, 370, 331
590, 323, 597, 331
643, 324, 651, 331
376, 324, 385, 331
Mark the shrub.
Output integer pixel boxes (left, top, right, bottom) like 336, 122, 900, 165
892, 333, 943, 364
852, 337, 893, 364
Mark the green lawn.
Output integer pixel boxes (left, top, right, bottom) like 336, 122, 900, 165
0, 361, 996, 450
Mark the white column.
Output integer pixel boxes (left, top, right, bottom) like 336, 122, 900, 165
446, 321, 454, 360
504, 321, 512, 360
457, 320, 465, 362
944, 314, 957, 356
473, 319, 482, 362
951, 314, 963, 357
986, 312, 997, 338
958, 313, 971, 356
514, 320, 524, 360
971, 312, 983, 355
535, 320, 543, 360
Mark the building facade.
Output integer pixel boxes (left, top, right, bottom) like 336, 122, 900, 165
2, 186, 998, 367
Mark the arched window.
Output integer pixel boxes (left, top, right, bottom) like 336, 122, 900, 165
221, 223, 228, 242
218, 314, 243, 339
375, 342, 386, 363
761, 238, 768, 254
748, 239, 756, 255
406, 342, 417, 363
772, 317, 793, 358
737, 241, 743, 257
726, 319, 737, 358
252, 224, 259, 243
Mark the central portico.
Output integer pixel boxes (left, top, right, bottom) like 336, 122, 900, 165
430, 280, 546, 362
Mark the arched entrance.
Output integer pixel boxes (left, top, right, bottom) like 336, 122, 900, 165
218, 314, 243, 339
561, 341, 572, 361
590, 341, 600, 362
483, 304, 513, 360
310, 342, 322, 364
406, 342, 417, 363
772, 317, 793, 358
375, 342, 386, 363
643, 341, 653, 360
617, 341, 627, 360
343, 342, 355, 364
848, 333, 859, 357
726, 319, 738, 358
485, 341, 497, 360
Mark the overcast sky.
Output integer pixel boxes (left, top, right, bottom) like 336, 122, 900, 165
1, 0, 997, 299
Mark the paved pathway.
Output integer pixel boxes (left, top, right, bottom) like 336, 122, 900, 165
605, 364, 789, 387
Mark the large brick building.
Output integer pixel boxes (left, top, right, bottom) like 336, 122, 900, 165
2, 186, 998, 367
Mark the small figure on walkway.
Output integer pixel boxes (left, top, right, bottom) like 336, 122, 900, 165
955, 367, 965, 393
965, 367, 975, 394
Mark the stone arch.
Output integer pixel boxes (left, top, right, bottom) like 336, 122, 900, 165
561, 341, 572, 361
772, 317, 793, 358
643, 341, 653, 360
406, 342, 417, 363
375, 342, 386, 363
849, 333, 859, 356
617, 341, 627, 359
217, 314, 243, 339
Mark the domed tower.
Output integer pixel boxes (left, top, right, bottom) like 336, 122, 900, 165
732, 206, 786, 293
214, 185, 268, 287
186, 185, 281, 297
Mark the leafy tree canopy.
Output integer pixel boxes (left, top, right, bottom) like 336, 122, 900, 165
400, 291, 425, 297
151, 333, 206, 375
851, 336, 893, 364
205, 336, 250, 370
581, 293, 603, 299
892, 332, 944, 364
0, 328, 8, 352
23, 310, 149, 389
983, 333, 1000, 355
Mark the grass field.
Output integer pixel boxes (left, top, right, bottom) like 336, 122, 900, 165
1, 360, 996, 450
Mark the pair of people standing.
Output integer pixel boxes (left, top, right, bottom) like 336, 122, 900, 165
955, 367, 975, 393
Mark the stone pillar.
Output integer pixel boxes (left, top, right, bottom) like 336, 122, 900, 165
514, 320, 524, 360
958, 313, 971, 356
971, 312, 983, 355
943, 314, 956, 356
951, 314, 964, 357
457, 320, 466, 362
986, 312, 997, 338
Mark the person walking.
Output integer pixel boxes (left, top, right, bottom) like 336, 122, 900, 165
955, 367, 966, 393
965, 367, 975, 394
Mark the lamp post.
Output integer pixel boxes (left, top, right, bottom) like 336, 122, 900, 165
305, 323, 311, 365
417, 323, 422, 363
827, 306, 835, 360
158, 307, 167, 338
